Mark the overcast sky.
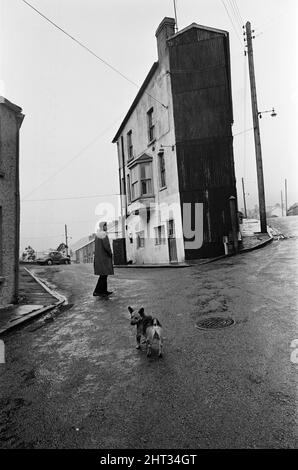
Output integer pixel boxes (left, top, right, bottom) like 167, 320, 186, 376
1, 0, 297, 252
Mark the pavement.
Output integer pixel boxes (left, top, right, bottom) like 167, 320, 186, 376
0, 267, 66, 336
0, 220, 273, 336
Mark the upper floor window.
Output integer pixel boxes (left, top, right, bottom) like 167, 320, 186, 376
154, 225, 166, 245
127, 174, 131, 204
140, 162, 152, 196
128, 156, 153, 202
147, 108, 155, 143
131, 166, 139, 201
158, 151, 166, 188
127, 130, 133, 160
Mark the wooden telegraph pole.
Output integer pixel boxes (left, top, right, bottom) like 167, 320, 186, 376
285, 178, 288, 216
245, 22, 267, 233
65, 224, 69, 257
241, 177, 247, 218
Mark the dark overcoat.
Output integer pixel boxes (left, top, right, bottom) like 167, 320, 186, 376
93, 232, 114, 276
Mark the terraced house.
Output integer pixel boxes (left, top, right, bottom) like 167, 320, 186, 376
0, 97, 24, 306
113, 17, 239, 265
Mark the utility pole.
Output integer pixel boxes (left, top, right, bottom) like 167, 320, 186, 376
245, 21, 267, 233
65, 224, 69, 257
241, 177, 247, 218
285, 178, 288, 216
173, 0, 178, 32
280, 190, 284, 217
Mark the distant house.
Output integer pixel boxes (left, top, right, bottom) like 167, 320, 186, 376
0, 97, 24, 306
113, 17, 239, 264
73, 220, 121, 264
267, 204, 283, 218
287, 203, 298, 216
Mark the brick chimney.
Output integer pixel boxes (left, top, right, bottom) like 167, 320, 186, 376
155, 17, 176, 63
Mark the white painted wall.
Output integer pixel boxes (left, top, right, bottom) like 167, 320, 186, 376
115, 42, 185, 264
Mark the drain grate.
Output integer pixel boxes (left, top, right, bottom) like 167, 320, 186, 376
195, 317, 235, 330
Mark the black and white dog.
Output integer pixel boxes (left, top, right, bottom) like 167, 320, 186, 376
128, 306, 163, 358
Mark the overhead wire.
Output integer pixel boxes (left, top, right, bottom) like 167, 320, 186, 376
219, 0, 243, 49
227, 0, 242, 29
22, 193, 120, 202
230, 0, 244, 28
21, 0, 167, 109
22, 114, 123, 200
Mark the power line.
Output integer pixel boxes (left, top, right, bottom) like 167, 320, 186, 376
21, 219, 100, 225
230, 0, 244, 28
21, 0, 167, 109
22, 193, 120, 202
22, 114, 123, 200
219, 0, 243, 48
21, 234, 64, 239
233, 126, 253, 137
227, 0, 242, 29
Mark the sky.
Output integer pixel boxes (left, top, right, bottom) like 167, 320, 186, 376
0, 0, 297, 252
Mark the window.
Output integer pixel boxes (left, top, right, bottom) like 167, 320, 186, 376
136, 231, 145, 249
140, 163, 152, 196
127, 130, 133, 160
131, 166, 138, 201
127, 174, 131, 204
154, 225, 166, 245
129, 160, 153, 201
159, 152, 166, 188
147, 108, 155, 143
168, 219, 175, 237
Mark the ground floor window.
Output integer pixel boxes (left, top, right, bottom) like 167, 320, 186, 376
154, 225, 166, 245
136, 231, 145, 249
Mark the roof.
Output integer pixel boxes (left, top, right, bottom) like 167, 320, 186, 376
112, 62, 159, 143
127, 152, 153, 168
71, 235, 95, 252
169, 22, 229, 39
112, 21, 230, 144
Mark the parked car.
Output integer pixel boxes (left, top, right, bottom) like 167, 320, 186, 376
36, 251, 71, 266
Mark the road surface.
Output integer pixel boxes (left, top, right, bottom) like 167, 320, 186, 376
0, 217, 297, 449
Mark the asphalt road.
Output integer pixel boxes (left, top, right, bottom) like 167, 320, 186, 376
0, 217, 297, 449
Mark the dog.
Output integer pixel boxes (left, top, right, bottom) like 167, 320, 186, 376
128, 306, 163, 358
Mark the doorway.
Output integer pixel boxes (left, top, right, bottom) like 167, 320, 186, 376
167, 219, 178, 263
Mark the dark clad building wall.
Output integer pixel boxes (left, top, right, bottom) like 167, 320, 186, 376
168, 27, 238, 258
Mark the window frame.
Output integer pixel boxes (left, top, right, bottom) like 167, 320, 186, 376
147, 108, 155, 144
127, 130, 133, 160
126, 174, 131, 204
128, 158, 154, 202
154, 225, 166, 246
158, 151, 166, 189
136, 230, 145, 249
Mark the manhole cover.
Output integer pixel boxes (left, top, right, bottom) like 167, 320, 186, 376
195, 317, 235, 330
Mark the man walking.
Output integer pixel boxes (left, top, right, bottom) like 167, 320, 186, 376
93, 221, 114, 297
